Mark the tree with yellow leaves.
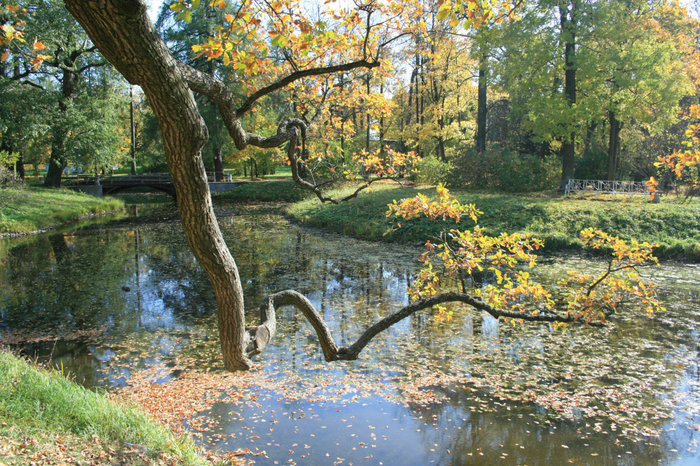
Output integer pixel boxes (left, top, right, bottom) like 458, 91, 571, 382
61, 0, 664, 373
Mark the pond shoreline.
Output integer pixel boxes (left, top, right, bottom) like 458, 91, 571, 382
0, 185, 125, 237
9, 196, 699, 265
4, 184, 697, 262
0, 209, 124, 239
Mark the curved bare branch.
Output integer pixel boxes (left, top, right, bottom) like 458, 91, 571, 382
246, 289, 602, 363
235, 59, 380, 117
179, 61, 405, 205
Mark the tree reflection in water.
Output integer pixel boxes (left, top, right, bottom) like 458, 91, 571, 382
0, 205, 697, 464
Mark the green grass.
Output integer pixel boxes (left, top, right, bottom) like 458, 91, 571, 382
0, 350, 206, 465
285, 184, 700, 261
0, 185, 124, 235
214, 179, 314, 202
112, 192, 175, 205
252, 165, 293, 179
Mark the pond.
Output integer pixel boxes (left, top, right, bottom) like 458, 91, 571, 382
1, 203, 698, 465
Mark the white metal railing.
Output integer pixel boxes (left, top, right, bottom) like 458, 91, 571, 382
564, 179, 651, 198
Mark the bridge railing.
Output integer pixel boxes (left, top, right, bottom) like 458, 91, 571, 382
564, 179, 653, 199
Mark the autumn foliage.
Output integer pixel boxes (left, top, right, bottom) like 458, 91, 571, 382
648, 103, 700, 197
1, 4, 50, 69
388, 186, 663, 325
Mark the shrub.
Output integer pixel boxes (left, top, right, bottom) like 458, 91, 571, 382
575, 148, 608, 180
450, 150, 559, 192
0, 165, 23, 187
416, 155, 453, 185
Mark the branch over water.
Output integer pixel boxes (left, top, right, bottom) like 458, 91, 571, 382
245, 289, 599, 362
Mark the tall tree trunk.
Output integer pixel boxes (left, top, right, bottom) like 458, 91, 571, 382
436, 137, 446, 162
45, 68, 76, 187
213, 146, 224, 181
379, 82, 385, 156
475, 52, 488, 154
208, 99, 225, 181
558, 0, 577, 191
16, 151, 25, 179
406, 68, 416, 126
415, 54, 421, 129
338, 73, 346, 158
45, 131, 67, 187
583, 121, 597, 155
130, 86, 137, 175
365, 72, 371, 153
66, 0, 251, 371
607, 110, 622, 180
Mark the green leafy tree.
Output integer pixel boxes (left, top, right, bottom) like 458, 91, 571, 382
496, 0, 584, 189
0, 79, 51, 178
2, 0, 111, 186
496, 0, 690, 185
577, 0, 691, 180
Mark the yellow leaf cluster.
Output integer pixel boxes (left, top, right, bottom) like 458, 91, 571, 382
1, 4, 27, 58
649, 105, 700, 194
387, 184, 481, 224
353, 148, 419, 179
388, 187, 664, 326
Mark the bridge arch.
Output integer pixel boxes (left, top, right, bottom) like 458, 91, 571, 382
101, 184, 176, 198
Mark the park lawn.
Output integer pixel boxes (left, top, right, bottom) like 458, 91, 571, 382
214, 179, 314, 202
284, 183, 700, 261
0, 185, 123, 235
0, 350, 207, 465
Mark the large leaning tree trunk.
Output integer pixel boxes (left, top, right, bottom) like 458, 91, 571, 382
65, 0, 600, 372
65, 0, 250, 370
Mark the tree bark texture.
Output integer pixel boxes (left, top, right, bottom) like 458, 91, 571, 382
606, 110, 621, 180
65, 0, 251, 371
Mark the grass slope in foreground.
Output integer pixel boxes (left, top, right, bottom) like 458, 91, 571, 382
0, 350, 206, 465
284, 184, 700, 261
0, 185, 123, 235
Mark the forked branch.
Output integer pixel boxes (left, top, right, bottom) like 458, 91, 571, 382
245, 289, 601, 363
180, 61, 407, 205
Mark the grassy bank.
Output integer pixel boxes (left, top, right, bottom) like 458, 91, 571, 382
283, 183, 700, 261
214, 179, 313, 202
0, 350, 206, 465
0, 185, 124, 235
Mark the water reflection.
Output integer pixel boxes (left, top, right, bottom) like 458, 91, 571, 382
0, 205, 698, 464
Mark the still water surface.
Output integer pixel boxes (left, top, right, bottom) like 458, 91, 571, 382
1, 204, 698, 465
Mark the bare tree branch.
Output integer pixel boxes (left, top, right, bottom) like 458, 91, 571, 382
246, 289, 603, 363
234, 59, 380, 117
179, 60, 405, 205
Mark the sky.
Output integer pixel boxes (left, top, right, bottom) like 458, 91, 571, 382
145, 0, 165, 22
